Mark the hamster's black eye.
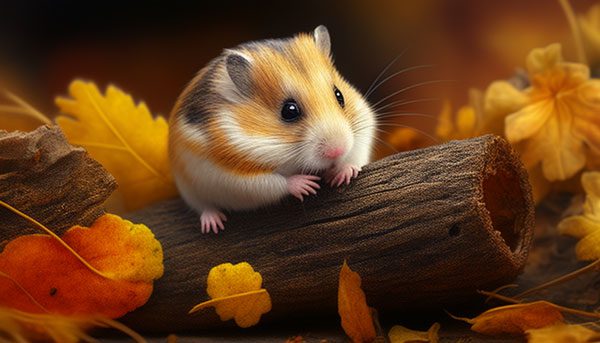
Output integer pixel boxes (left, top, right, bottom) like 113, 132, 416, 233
334, 86, 345, 108
281, 100, 302, 122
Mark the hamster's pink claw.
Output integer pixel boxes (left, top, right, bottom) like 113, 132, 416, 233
327, 164, 361, 187
200, 209, 227, 234
287, 174, 321, 201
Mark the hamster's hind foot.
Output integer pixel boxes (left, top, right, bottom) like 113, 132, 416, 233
200, 208, 227, 234
287, 174, 321, 201
325, 164, 361, 187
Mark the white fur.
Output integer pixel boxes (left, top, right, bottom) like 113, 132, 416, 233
172, 147, 289, 211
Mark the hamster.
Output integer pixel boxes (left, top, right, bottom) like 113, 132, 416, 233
169, 25, 376, 233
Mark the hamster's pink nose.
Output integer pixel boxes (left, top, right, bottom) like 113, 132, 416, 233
323, 147, 345, 159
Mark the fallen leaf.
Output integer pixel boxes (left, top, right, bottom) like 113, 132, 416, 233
55, 80, 178, 211
0, 213, 163, 318
559, 172, 600, 260
526, 324, 600, 343
189, 262, 271, 328
0, 306, 145, 343
338, 261, 376, 343
388, 323, 440, 343
450, 301, 564, 335
493, 43, 600, 181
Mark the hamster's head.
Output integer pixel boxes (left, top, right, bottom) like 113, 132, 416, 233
215, 25, 375, 173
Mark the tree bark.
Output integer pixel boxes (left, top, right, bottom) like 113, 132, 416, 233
0, 126, 117, 245
122, 134, 534, 333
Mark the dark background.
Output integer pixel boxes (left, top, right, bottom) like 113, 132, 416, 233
0, 0, 596, 135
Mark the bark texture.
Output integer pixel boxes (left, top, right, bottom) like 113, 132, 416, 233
0, 126, 116, 245
121, 134, 534, 332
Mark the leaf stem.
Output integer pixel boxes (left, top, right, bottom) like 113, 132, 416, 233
188, 289, 267, 314
559, 0, 587, 64
0, 200, 112, 280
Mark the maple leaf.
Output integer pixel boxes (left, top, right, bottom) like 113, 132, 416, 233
449, 301, 564, 335
0, 202, 163, 318
189, 262, 271, 328
388, 323, 440, 343
526, 324, 600, 343
55, 80, 178, 211
487, 43, 600, 181
338, 261, 376, 343
559, 172, 600, 260
0, 306, 145, 343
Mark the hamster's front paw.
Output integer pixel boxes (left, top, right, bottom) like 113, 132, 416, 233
200, 208, 227, 234
287, 174, 321, 201
325, 164, 361, 187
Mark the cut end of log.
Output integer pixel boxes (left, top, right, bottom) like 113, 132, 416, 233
480, 136, 534, 270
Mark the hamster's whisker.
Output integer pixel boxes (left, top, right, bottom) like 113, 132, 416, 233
376, 123, 439, 143
375, 111, 437, 120
373, 97, 440, 113
371, 79, 456, 109
371, 133, 401, 154
365, 64, 436, 99
363, 49, 407, 98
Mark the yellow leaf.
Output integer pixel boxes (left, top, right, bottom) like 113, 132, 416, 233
388, 323, 440, 343
499, 43, 600, 181
559, 172, 600, 260
338, 261, 376, 343
526, 324, 600, 343
189, 262, 271, 328
0, 306, 145, 343
450, 301, 564, 335
55, 80, 178, 211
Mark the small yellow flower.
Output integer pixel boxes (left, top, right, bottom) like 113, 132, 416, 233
488, 43, 600, 181
435, 90, 484, 141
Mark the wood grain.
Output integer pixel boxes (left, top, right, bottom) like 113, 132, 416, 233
121, 134, 534, 333
0, 125, 117, 245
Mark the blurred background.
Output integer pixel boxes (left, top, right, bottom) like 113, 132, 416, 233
0, 0, 597, 154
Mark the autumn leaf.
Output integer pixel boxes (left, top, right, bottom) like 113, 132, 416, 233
0, 211, 163, 318
338, 261, 376, 343
0, 90, 52, 132
189, 262, 271, 328
526, 324, 600, 343
488, 43, 600, 181
388, 323, 440, 343
55, 80, 178, 211
559, 172, 600, 260
449, 301, 564, 335
0, 306, 145, 343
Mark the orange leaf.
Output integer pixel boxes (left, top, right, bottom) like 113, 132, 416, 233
338, 261, 376, 343
450, 301, 564, 335
0, 214, 163, 318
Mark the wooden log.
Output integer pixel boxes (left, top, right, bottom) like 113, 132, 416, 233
0, 126, 117, 245
121, 134, 534, 333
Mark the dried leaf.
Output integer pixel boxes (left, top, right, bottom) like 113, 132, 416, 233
494, 43, 600, 181
0, 306, 145, 343
189, 262, 271, 328
338, 261, 376, 343
559, 172, 600, 260
55, 80, 178, 211
526, 324, 600, 343
0, 213, 163, 318
450, 301, 564, 335
388, 323, 440, 343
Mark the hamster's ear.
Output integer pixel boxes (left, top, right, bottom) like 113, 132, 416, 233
313, 25, 331, 56
224, 50, 253, 98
